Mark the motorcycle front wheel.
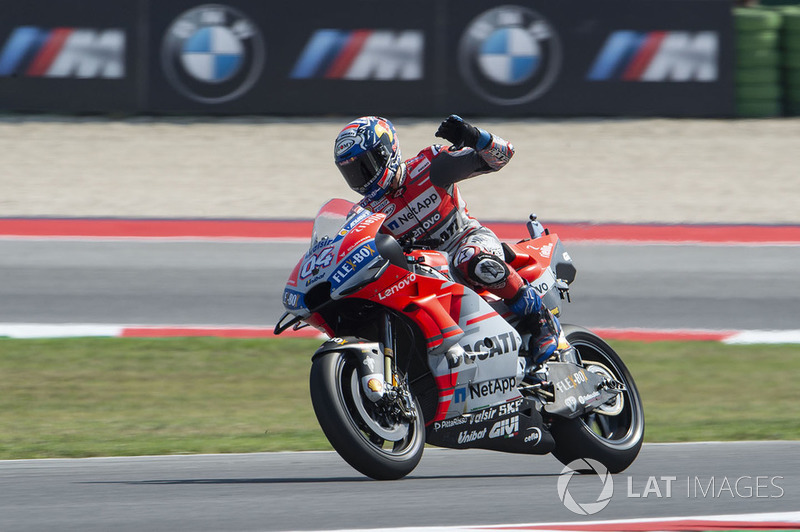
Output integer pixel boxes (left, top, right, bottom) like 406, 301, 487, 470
309, 351, 425, 480
550, 325, 645, 474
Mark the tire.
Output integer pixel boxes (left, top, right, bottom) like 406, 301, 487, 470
736, 99, 782, 117
785, 51, 800, 69
736, 84, 782, 99
784, 10, 800, 32
784, 34, 800, 52
550, 325, 645, 474
309, 351, 425, 480
737, 47, 780, 68
786, 68, 800, 87
736, 68, 779, 85
734, 8, 782, 31
737, 30, 779, 51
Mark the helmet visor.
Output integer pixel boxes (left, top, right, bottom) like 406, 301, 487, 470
337, 142, 392, 194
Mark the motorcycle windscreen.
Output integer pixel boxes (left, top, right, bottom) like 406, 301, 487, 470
310, 198, 365, 245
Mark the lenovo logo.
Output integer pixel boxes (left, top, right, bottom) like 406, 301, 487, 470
0, 27, 125, 79
291, 29, 423, 80
588, 31, 718, 82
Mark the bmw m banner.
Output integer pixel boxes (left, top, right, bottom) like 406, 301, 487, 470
0, 0, 139, 112
147, 0, 435, 114
444, 0, 735, 116
0, 0, 734, 116
145, 0, 733, 116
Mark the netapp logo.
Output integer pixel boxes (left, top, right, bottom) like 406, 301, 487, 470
0, 27, 125, 78
291, 29, 423, 80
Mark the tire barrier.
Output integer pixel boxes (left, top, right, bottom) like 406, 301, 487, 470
735, 5, 800, 117
734, 8, 783, 117
781, 6, 800, 115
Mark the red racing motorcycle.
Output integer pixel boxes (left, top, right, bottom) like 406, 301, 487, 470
275, 199, 644, 480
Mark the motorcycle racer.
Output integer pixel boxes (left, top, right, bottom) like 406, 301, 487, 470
334, 115, 570, 365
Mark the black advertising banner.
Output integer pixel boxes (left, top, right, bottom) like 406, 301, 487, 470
0, 0, 736, 116
0, 0, 140, 112
146, 1, 437, 114
442, 0, 736, 117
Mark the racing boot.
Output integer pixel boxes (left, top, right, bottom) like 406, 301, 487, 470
507, 284, 571, 365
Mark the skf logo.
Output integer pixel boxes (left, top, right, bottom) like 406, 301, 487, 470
0, 27, 124, 78
161, 4, 265, 104
588, 31, 718, 82
290, 30, 423, 80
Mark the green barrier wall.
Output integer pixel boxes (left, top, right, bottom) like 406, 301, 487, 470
735, 5, 800, 116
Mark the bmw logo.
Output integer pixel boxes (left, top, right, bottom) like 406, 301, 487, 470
161, 4, 265, 104
459, 5, 561, 105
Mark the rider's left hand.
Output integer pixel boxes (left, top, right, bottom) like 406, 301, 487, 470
435, 114, 480, 149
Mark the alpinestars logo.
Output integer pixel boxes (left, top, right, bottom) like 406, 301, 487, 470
161, 4, 265, 103
291, 30, 423, 80
458, 5, 562, 105
0, 27, 124, 78
587, 31, 718, 82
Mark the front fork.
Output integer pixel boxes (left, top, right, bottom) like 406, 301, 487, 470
382, 311, 396, 386
381, 311, 417, 420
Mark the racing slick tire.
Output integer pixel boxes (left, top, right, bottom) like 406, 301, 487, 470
310, 350, 425, 480
550, 325, 645, 474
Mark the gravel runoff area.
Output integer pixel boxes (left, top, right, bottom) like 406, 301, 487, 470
2, 116, 799, 224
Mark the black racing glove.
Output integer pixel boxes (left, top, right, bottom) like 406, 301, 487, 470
435, 114, 481, 149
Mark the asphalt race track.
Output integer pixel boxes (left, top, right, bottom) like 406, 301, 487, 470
1, 443, 797, 531
1, 239, 799, 331
1, 238, 798, 531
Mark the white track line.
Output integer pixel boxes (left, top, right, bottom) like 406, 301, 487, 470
2, 323, 800, 344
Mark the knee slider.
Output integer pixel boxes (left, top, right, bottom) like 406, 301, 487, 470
466, 252, 509, 289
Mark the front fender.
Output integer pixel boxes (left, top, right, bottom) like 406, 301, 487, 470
313, 336, 386, 402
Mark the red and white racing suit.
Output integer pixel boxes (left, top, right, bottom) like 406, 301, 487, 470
359, 135, 524, 300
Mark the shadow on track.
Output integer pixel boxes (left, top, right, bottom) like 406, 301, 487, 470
82, 472, 559, 485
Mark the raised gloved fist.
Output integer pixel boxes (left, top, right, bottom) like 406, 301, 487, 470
435, 114, 481, 149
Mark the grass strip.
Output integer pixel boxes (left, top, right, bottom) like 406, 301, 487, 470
0, 337, 797, 459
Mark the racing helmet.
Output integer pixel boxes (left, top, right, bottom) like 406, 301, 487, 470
334, 116, 402, 200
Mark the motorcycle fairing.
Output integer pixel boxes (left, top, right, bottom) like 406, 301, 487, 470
544, 362, 620, 419
425, 397, 555, 454
312, 336, 387, 402
503, 235, 576, 316
423, 284, 524, 422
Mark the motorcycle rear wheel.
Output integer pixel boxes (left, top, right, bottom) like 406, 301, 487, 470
550, 325, 645, 474
309, 351, 425, 480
